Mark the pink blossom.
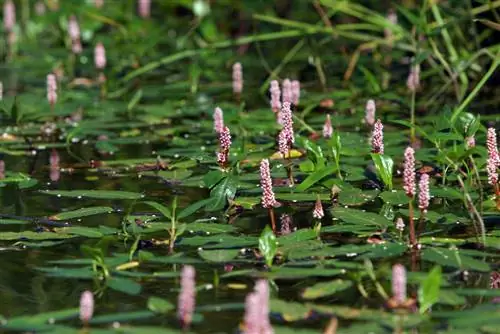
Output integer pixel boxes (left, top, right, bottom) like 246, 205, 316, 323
232, 62, 243, 94
50, 149, 60, 166
217, 126, 231, 167
269, 80, 281, 112
3, 0, 15, 31
282, 79, 292, 104
243, 280, 273, 334
312, 197, 324, 219
418, 173, 430, 211
47, 74, 57, 106
487, 155, 498, 186
79, 290, 94, 324
403, 147, 416, 197
72, 40, 82, 54
371, 119, 384, 154
395, 217, 405, 231
68, 15, 80, 41
465, 136, 475, 149
365, 99, 376, 126
280, 214, 292, 235
260, 159, 278, 209
407, 63, 420, 92
487, 128, 499, 164
392, 264, 407, 304
177, 265, 196, 329
278, 102, 294, 157
323, 114, 332, 138
138, 0, 151, 18
213, 107, 224, 134
94, 42, 106, 70
291, 80, 300, 105
278, 130, 289, 158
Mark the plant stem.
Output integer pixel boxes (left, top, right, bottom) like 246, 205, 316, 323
268, 207, 276, 232
408, 199, 416, 247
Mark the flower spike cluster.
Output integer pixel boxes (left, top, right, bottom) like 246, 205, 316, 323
213, 107, 224, 134
260, 159, 278, 209
47, 74, 57, 107
269, 80, 281, 113
371, 119, 384, 154
323, 114, 332, 139
94, 42, 106, 70
291, 80, 300, 105
403, 147, 416, 197
68, 15, 82, 54
217, 126, 231, 168
418, 173, 430, 212
365, 99, 376, 126
392, 264, 407, 305
243, 280, 273, 334
486, 128, 499, 186
312, 197, 324, 219
278, 102, 294, 158
281, 79, 292, 105
138, 0, 151, 18
232, 62, 243, 95
177, 265, 196, 330
79, 291, 94, 325
407, 63, 420, 92
3, 0, 15, 32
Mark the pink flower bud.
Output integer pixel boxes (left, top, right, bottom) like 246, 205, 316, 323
79, 290, 94, 324
365, 99, 376, 126
487, 128, 499, 164
177, 265, 196, 329
0, 82, 3, 100
260, 159, 278, 209
465, 136, 475, 149
269, 80, 281, 112
487, 155, 498, 186
50, 149, 60, 166
138, 0, 151, 18
371, 119, 384, 154
94, 42, 106, 70
323, 114, 332, 138
213, 107, 224, 134
46, 74, 57, 106
282, 79, 292, 104
291, 80, 300, 105
395, 217, 405, 231
418, 173, 430, 211
403, 147, 416, 197
244, 280, 273, 334
392, 264, 407, 304
232, 62, 243, 94
312, 196, 324, 219
3, 0, 15, 31
68, 15, 80, 41
407, 63, 420, 92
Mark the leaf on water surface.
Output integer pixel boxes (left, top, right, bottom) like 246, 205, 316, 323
2, 308, 79, 331
0, 231, 74, 241
90, 311, 155, 324
36, 267, 95, 279
418, 266, 442, 314
438, 289, 466, 306
185, 222, 237, 234
274, 192, 330, 202
198, 249, 240, 262
338, 187, 378, 206
359, 242, 407, 259
301, 279, 353, 300
147, 297, 175, 314
178, 234, 258, 248
0, 218, 29, 225
378, 190, 408, 205
106, 277, 142, 295
265, 267, 345, 280
270, 299, 312, 321
49, 206, 114, 220
40, 190, 144, 200
331, 207, 390, 228
422, 247, 490, 272
177, 198, 213, 219
54, 227, 104, 238
278, 229, 317, 245
205, 174, 238, 211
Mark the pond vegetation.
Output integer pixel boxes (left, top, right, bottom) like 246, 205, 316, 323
0, 0, 499, 333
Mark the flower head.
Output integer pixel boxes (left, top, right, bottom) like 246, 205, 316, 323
403, 147, 416, 197
68, 15, 80, 41
269, 80, 281, 112
94, 42, 106, 70
213, 107, 224, 134
278, 102, 294, 157
232, 62, 243, 94
217, 126, 231, 167
487, 155, 498, 186
392, 264, 407, 304
47, 74, 57, 106
243, 280, 273, 334
323, 114, 332, 138
177, 265, 196, 329
3, 0, 15, 31
395, 217, 405, 231
281, 79, 292, 104
487, 128, 499, 164
418, 173, 430, 212
260, 159, 278, 209
365, 99, 376, 126
312, 197, 324, 219
79, 290, 94, 324
0, 82, 3, 101
138, 0, 151, 18
407, 63, 420, 92
291, 80, 300, 105
371, 119, 384, 154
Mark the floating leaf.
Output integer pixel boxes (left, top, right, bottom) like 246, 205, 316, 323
418, 266, 442, 313
40, 190, 144, 200
106, 277, 142, 295
198, 249, 239, 262
50, 206, 114, 220
147, 297, 175, 314
301, 279, 352, 299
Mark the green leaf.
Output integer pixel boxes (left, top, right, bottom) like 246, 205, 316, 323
90, 311, 155, 324
331, 207, 390, 228
147, 297, 175, 314
54, 226, 104, 238
371, 154, 393, 190
296, 164, 337, 191
127, 89, 143, 111
418, 266, 442, 314
140, 201, 173, 220
259, 225, 278, 267
301, 279, 353, 299
40, 190, 144, 200
198, 249, 239, 262
421, 247, 490, 272
206, 175, 238, 211
49, 206, 114, 220
0, 231, 74, 240
106, 277, 142, 295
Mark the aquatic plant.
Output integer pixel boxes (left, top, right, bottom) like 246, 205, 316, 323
232, 62, 243, 99
217, 126, 231, 169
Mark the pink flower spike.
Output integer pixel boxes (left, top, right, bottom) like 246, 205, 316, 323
3, 0, 15, 31
232, 62, 243, 94
418, 173, 430, 212
371, 119, 384, 154
217, 126, 231, 167
312, 196, 324, 219
177, 265, 196, 329
323, 114, 332, 138
244, 280, 273, 334
278, 129, 289, 158
282, 79, 292, 104
79, 290, 94, 324
269, 80, 281, 112
407, 63, 420, 92
138, 0, 151, 18
403, 147, 416, 197
68, 15, 80, 41
47, 74, 57, 106
365, 99, 376, 126
487, 128, 499, 163
50, 149, 60, 167
392, 264, 407, 304
291, 80, 300, 105
260, 159, 278, 209
213, 107, 224, 134
94, 42, 106, 70
384, 9, 397, 41
487, 155, 498, 186
280, 102, 294, 142
0, 82, 3, 100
